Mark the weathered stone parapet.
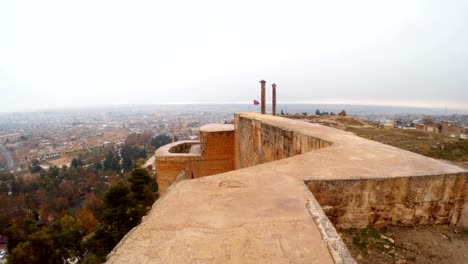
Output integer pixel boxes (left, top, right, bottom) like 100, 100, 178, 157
155, 140, 203, 194
155, 125, 235, 195
235, 114, 332, 169
306, 173, 468, 229
302, 182, 357, 264
198, 124, 235, 177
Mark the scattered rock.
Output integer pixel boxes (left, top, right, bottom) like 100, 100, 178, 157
381, 234, 395, 244
389, 249, 395, 254
395, 260, 406, 264
384, 245, 391, 249
357, 254, 363, 260
442, 234, 451, 241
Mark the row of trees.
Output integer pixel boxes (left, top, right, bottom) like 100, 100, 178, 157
315, 109, 336, 116
69, 145, 148, 174
278, 109, 347, 116
315, 109, 347, 116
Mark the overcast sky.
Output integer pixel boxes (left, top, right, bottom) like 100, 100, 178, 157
0, 0, 467, 112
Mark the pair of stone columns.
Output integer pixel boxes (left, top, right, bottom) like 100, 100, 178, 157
259, 80, 277, 115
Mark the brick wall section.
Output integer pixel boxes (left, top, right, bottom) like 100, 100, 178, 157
155, 156, 201, 194
199, 130, 235, 176
234, 114, 331, 169
156, 128, 235, 195
306, 173, 468, 229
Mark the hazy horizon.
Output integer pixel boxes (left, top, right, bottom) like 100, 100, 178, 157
1, 0, 467, 112
1, 102, 467, 116
1, 100, 468, 114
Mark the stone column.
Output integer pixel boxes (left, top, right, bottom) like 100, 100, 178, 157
260, 80, 266, 114
272, 83, 277, 116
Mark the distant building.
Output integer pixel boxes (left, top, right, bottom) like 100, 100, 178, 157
440, 121, 467, 138
416, 122, 441, 133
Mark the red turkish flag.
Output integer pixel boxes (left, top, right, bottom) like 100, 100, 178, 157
253, 100, 260, 105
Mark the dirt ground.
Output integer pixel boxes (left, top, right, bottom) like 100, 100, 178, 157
340, 225, 468, 264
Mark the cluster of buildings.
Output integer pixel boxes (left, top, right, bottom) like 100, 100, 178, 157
416, 121, 468, 139
367, 113, 468, 139
0, 106, 232, 174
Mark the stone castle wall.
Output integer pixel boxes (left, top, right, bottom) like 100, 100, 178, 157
109, 113, 468, 264
156, 114, 468, 228
234, 113, 467, 229
155, 152, 201, 194
155, 126, 235, 194
306, 173, 468, 229
199, 129, 235, 176
234, 113, 331, 169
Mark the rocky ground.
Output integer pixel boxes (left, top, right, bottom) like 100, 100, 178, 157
340, 225, 468, 264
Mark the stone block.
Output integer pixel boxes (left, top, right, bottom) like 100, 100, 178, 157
390, 204, 414, 226
414, 202, 433, 225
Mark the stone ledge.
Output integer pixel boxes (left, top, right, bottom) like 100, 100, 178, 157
303, 182, 357, 264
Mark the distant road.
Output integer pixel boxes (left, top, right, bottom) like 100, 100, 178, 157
0, 144, 14, 171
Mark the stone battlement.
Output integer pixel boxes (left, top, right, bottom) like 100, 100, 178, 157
107, 113, 467, 264
155, 124, 235, 194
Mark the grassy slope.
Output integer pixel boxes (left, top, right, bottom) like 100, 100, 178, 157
346, 126, 468, 162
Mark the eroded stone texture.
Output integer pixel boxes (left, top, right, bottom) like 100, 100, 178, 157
198, 125, 235, 177
235, 114, 331, 169
306, 174, 467, 229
